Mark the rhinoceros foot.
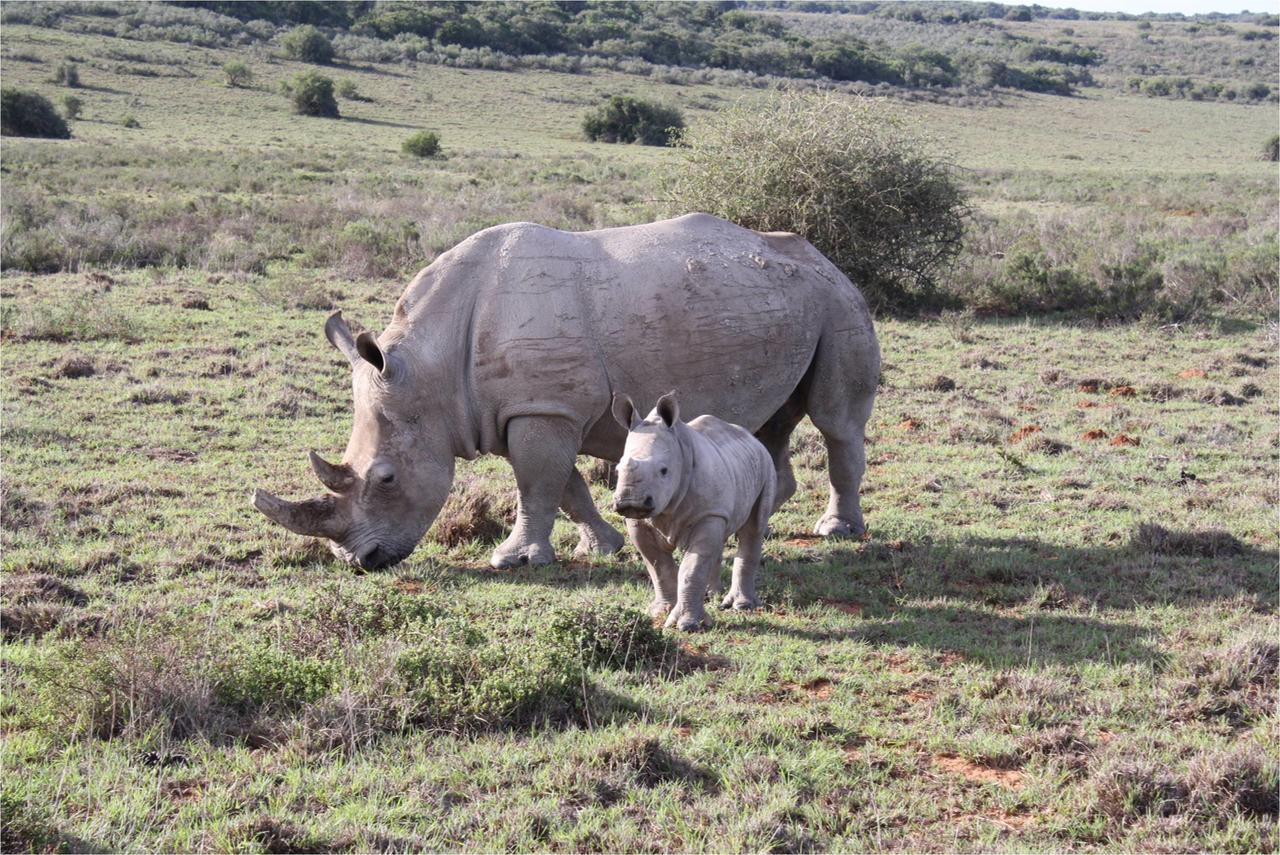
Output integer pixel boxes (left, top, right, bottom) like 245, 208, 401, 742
572, 524, 626, 559
720, 591, 759, 611
814, 514, 864, 538
648, 599, 674, 620
664, 604, 710, 633
489, 536, 556, 569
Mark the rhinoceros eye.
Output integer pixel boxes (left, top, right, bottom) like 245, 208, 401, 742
380, 472, 395, 485
660, 467, 668, 476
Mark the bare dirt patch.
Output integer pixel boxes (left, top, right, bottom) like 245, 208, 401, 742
898, 418, 923, 431
933, 754, 1025, 788
1178, 368, 1207, 379
1007, 424, 1042, 443
1082, 429, 1109, 441
1110, 433, 1141, 447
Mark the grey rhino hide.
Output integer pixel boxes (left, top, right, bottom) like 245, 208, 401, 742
254, 213, 880, 571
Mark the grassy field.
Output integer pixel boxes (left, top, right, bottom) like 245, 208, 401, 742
2, 12, 1278, 854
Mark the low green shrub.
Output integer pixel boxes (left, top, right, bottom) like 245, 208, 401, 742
121, 114, 140, 128
53, 60, 79, 87
0, 88, 70, 138
280, 24, 334, 64
402, 129, 441, 157
336, 78, 360, 99
57, 94, 81, 120
217, 645, 337, 710
395, 614, 582, 728
539, 601, 671, 670
582, 95, 684, 146
222, 59, 252, 87
283, 71, 339, 118
667, 91, 966, 310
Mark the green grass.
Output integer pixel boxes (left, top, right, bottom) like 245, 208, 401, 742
2, 14, 1278, 854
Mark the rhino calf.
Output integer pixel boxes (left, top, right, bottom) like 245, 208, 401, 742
612, 391, 777, 632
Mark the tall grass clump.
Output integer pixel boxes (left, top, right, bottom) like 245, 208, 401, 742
283, 71, 339, 118
583, 95, 684, 146
667, 91, 965, 310
1264, 134, 1279, 162
0, 88, 70, 139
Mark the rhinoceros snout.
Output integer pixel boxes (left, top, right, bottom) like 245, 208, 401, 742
354, 545, 406, 571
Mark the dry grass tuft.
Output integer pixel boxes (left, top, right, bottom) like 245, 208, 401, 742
50, 354, 95, 379
583, 457, 617, 488
1131, 523, 1244, 557
432, 484, 517, 547
1091, 755, 1188, 822
1, 574, 88, 640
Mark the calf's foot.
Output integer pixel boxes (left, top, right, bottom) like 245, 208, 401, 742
490, 535, 556, 569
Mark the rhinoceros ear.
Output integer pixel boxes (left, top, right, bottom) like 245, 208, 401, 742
612, 393, 640, 431
655, 390, 680, 428
355, 331, 387, 374
324, 310, 360, 365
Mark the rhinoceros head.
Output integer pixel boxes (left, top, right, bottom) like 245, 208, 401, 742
611, 391, 685, 519
252, 310, 454, 570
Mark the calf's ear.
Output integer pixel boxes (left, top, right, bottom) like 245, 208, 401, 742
656, 390, 679, 427
611, 393, 640, 430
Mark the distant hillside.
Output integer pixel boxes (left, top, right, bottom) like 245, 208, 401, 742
3, 1, 1276, 103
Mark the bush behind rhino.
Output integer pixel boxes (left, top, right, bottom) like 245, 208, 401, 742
667, 91, 965, 311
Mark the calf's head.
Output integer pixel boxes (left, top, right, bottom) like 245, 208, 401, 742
612, 391, 685, 519
252, 311, 454, 570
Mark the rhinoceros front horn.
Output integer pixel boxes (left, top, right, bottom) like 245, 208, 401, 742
252, 489, 349, 540
309, 450, 356, 493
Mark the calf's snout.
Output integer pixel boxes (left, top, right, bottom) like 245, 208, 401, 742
613, 493, 655, 518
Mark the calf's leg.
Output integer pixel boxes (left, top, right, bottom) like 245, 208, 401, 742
665, 517, 727, 632
626, 519, 678, 618
490, 416, 580, 568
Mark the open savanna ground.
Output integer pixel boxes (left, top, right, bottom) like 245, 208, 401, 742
2, 9, 1278, 854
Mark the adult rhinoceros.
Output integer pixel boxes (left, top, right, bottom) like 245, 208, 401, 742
253, 213, 879, 570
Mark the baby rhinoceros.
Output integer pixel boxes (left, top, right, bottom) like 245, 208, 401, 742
611, 391, 777, 631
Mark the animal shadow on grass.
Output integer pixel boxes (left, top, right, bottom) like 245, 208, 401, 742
342, 115, 419, 129
738, 526, 1275, 669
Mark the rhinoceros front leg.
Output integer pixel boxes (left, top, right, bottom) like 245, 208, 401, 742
490, 415, 581, 569
561, 467, 625, 558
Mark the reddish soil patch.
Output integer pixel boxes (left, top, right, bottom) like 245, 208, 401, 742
1076, 400, 1099, 409
1178, 368, 1207, 379
1081, 429, 1109, 441
672, 725, 693, 739
938, 651, 966, 666
1007, 424, 1042, 444
802, 678, 834, 700
886, 653, 915, 673
933, 754, 1025, 788
898, 418, 923, 431
1108, 385, 1137, 398
885, 539, 905, 551
393, 579, 425, 595
1110, 433, 1141, 447
1169, 209, 1199, 217
819, 599, 864, 616
1076, 380, 1101, 393
782, 534, 823, 548
905, 690, 934, 703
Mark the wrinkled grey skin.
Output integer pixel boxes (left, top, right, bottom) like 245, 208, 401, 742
253, 213, 879, 571
613, 392, 777, 632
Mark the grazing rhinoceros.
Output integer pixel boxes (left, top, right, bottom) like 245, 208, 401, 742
253, 213, 879, 570
612, 391, 777, 632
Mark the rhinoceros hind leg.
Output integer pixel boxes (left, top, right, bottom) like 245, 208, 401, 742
561, 467, 625, 558
490, 415, 581, 569
755, 394, 805, 514
808, 387, 875, 540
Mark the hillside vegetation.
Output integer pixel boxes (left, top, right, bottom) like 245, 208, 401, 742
1, 3, 1277, 852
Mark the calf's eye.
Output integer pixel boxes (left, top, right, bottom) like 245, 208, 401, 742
380, 473, 395, 485
660, 467, 668, 476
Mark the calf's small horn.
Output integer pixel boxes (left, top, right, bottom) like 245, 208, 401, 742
309, 450, 356, 493
252, 489, 348, 540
